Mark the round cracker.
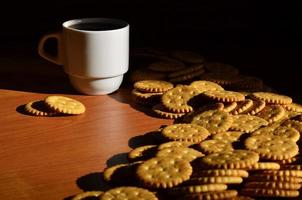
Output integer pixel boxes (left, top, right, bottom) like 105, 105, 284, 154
136, 157, 192, 188
45, 96, 85, 114
156, 146, 204, 162
202, 90, 245, 102
161, 123, 210, 143
240, 188, 299, 198
152, 104, 186, 119
200, 150, 259, 169
245, 135, 299, 160
191, 110, 233, 134
256, 105, 285, 123
223, 102, 238, 112
231, 99, 254, 115
190, 80, 224, 93
161, 85, 200, 113
134, 80, 173, 93
25, 100, 58, 116
100, 186, 158, 200
229, 114, 268, 133
193, 169, 249, 178
242, 99, 266, 115
198, 140, 234, 154
244, 181, 301, 190
183, 176, 243, 185
251, 92, 292, 105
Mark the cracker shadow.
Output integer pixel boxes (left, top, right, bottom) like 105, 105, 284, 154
128, 130, 166, 149
76, 172, 111, 192
16, 104, 28, 115
15, 104, 75, 117
106, 152, 129, 167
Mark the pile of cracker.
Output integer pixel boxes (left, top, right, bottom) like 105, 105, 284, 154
130, 49, 274, 119
74, 87, 302, 199
72, 50, 302, 199
130, 49, 264, 90
23, 96, 85, 116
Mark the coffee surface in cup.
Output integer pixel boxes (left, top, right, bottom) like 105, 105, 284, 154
69, 22, 124, 31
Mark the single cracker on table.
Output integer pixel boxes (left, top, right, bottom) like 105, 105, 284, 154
161, 123, 210, 143
45, 96, 85, 114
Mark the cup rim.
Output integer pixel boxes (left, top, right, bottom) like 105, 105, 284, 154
63, 18, 129, 33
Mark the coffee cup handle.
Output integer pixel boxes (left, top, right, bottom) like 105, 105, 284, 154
38, 32, 63, 65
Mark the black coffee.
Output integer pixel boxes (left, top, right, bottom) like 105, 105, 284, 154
69, 22, 124, 31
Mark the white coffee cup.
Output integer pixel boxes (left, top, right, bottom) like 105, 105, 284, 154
38, 18, 129, 95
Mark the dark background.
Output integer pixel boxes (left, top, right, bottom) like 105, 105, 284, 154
1, 0, 302, 96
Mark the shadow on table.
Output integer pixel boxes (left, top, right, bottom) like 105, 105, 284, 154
128, 130, 166, 149
68, 129, 167, 199
0, 51, 78, 94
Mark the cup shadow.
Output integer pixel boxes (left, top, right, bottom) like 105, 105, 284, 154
0, 50, 79, 94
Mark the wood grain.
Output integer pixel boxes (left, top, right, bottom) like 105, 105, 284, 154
0, 52, 172, 200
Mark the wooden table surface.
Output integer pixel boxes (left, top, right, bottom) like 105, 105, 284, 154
0, 48, 172, 200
